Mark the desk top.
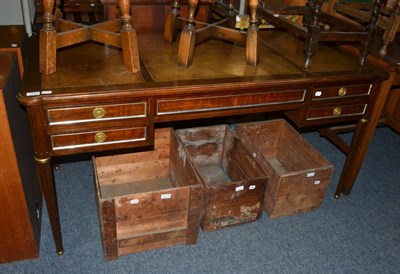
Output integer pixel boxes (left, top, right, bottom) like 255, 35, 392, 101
20, 30, 387, 104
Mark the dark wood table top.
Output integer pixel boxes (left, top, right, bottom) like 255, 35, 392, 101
20, 30, 388, 102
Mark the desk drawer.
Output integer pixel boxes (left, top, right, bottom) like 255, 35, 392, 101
47, 102, 147, 126
156, 90, 305, 116
312, 84, 371, 100
306, 104, 367, 121
51, 126, 149, 151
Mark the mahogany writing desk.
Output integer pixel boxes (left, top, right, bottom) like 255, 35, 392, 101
19, 30, 388, 255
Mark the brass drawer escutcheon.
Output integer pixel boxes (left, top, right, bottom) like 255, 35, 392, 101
338, 87, 347, 97
93, 107, 106, 119
333, 107, 342, 116
94, 132, 107, 143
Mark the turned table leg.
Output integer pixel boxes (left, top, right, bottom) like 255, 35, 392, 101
359, 0, 383, 65
119, 0, 140, 73
164, 0, 181, 43
178, 0, 198, 67
379, 1, 400, 57
54, 0, 63, 20
40, 0, 57, 75
246, 0, 259, 66
303, 0, 322, 70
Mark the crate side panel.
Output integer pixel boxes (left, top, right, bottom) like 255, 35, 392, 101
119, 229, 188, 248
203, 195, 264, 231
175, 125, 226, 167
264, 185, 327, 219
118, 236, 187, 256
115, 187, 190, 221
117, 211, 188, 239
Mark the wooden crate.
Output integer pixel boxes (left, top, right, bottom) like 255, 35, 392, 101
93, 128, 203, 260
175, 125, 268, 232
235, 119, 333, 219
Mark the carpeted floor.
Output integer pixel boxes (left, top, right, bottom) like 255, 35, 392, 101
1, 124, 399, 274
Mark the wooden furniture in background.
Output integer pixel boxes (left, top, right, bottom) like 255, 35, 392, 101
0, 51, 42, 264
101, 0, 212, 33
259, 0, 384, 69
36, 0, 104, 24
384, 88, 400, 132
325, 0, 400, 56
0, 25, 26, 78
19, 30, 388, 255
164, 0, 260, 67
39, 0, 139, 75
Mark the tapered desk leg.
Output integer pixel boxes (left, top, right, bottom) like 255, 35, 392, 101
178, 0, 198, 67
28, 105, 64, 255
35, 158, 64, 255
164, 0, 181, 43
246, 0, 259, 66
335, 68, 395, 198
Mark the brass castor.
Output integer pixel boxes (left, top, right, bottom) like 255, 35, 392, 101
57, 250, 64, 256
334, 194, 340, 200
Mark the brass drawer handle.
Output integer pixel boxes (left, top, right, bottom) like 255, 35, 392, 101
94, 132, 107, 143
333, 107, 342, 116
93, 107, 105, 119
338, 87, 347, 97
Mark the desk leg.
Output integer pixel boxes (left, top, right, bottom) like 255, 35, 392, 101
335, 72, 394, 198
35, 158, 64, 255
27, 105, 64, 255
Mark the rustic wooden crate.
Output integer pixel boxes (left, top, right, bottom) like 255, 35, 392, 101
93, 128, 203, 260
235, 119, 333, 219
175, 125, 268, 232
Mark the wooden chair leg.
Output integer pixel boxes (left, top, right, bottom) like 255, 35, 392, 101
246, 0, 259, 66
379, 2, 400, 56
119, 0, 140, 73
40, 0, 57, 75
164, 0, 181, 43
54, 0, 63, 20
227, 0, 236, 28
359, 0, 383, 65
303, 0, 322, 70
178, 0, 198, 67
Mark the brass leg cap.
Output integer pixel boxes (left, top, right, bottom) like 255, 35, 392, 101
57, 250, 64, 256
334, 194, 340, 200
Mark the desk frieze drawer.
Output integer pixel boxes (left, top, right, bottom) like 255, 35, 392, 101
47, 102, 147, 125
312, 84, 372, 100
306, 104, 367, 121
50, 126, 148, 151
156, 90, 305, 115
